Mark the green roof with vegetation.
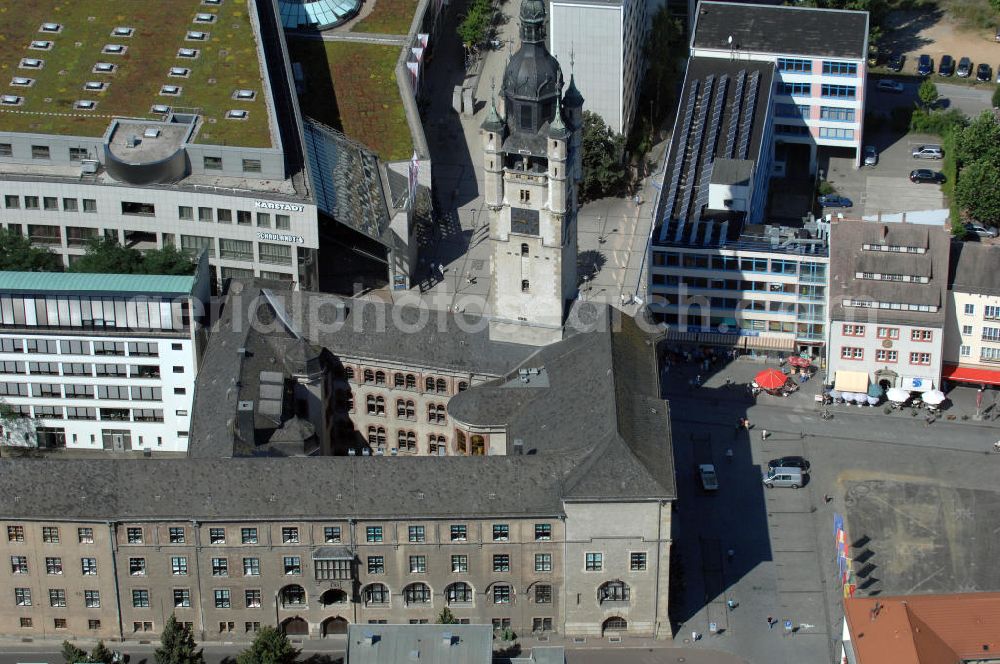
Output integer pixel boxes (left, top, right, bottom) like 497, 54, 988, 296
350, 0, 419, 35
0, 0, 273, 147
288, 38, 413, 161
0, 271, 195, 295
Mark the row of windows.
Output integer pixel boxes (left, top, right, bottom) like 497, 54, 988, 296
819, 127, 855, 140
0, 406, 165, 423
122, 525, 342, 546
347, 368, 468, 394
0, 338, 171, 357
8, 525, 94, 543
651, 252, 827, 279
176, 235, 293, 265
845, 299, 939, 313
4, 194, 97, 213
841, 325, 933, 341
862, 244, 925, 254
0, 383, 163, 401
0, 144, 264, 176
0, 361, 165, 378
364, 523, 553, 544
962, 304, 1000, 319
774, 103, 858, 123
15, 616, 105, 631
362, 427, 448, 455
177, 206, 290, 230
841, 347, 931, 364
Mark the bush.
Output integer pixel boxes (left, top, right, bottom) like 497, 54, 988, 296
457, 0, 493, 47
909, 108, 968, 136
817, 180, 835, 196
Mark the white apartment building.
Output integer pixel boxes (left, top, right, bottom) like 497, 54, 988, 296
0, 260, 209, 452
549, 0, 645, 135
0, 0, 319, 289
690, 1, 869, 171
943, 242, 1000, 387
827, 219, 949, 395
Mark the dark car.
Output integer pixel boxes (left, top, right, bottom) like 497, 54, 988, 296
976, 63, 993, 82
965, 223, 998, 239
939, 55, 955, 76
768, 456, 811, 471
957, 57, 972, 77
917, 54, 933, 75
818, 194, 853, 208
888, 52, 905, 72
910, 168, 945, 184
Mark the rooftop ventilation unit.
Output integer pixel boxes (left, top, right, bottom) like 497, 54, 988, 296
20, 58, 43, 69
177, 48, 199, 58
225, 109, 248, 119
235, 89, 256, 100
102, 44, 126, 54
169, 67, 190, 77
84, 81, 105, 91
126, 135, 141, 148
112, 27, 134, 37
74, 100, 96, 110
80, 160, 99, 175
143, 127, 161, 138
93, 62, 115, 73
11, 77, 33, 87
186, 31, 208, 41
160, 85, 181, 96
39, 23, 62, 33
30, 40, 53, 50
1, 95, 23, 106
151, 104, 170, 114
194, 13, 217, 23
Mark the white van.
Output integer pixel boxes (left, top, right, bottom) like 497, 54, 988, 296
762, 466, 804, 489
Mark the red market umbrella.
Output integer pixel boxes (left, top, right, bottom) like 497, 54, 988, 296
788, 355, 811, 368
755, 368, 788, 390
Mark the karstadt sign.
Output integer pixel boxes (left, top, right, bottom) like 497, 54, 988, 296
254, 200, 305, 213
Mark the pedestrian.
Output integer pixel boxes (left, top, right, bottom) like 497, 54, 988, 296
767, 616, 775, 629
761, 428, 769, 441
744, 418, 751, 431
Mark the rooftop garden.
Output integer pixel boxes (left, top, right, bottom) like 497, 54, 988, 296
0, 230, 196, 275
288, 38, 413, 161
350, 0, 419, 35
0, 0, 272, 147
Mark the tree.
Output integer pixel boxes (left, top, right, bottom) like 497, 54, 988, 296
457, 0, 492, 48
154, 614, 205, 664
954, 110, 1000, 167
141, 244, 199, 275
236, 626, 299, 664
70, 237, 196, 275
62, 641, 88, 664
89, 641, 116, 664
917, 79, 939, 109
437, 607, 458, 624
955, 159, 1000, 226
581, 111, 629, 202
0, 228, 62, 271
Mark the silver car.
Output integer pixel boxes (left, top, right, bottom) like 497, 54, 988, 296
912, 144, 943, 159
863, 145, 878, 166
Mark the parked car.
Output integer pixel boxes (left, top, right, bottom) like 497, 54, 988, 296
976, 63, 992, 82
876, 79, 904, 93
910, 169, 945, 184
888, 52, 905, 72
863, 145, 878, 166
939, 55, 955, 76
965, 223, 998, 239
767, 456, 811, 471
917, 54, 933, 75
698, 464, 719, 491
911, 144, 943, 159
818, 194, 853, 208
762, 467, 804, 489
957, 56, 973, 77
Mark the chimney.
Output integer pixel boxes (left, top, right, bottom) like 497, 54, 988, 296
513, 439, 524, 455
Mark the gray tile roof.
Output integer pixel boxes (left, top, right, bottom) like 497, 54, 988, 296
949, 241, 1000, 295
692, 1, 869, 60
830, 220, 949, 327
346, 624, 492, 664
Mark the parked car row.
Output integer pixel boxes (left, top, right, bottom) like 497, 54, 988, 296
696, 457, 813, 491
915, 54, 996, 82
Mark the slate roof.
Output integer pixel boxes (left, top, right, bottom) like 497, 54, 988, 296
692, 1, 869, 60
829, 219, 949, 327
949, 241, 1000, 295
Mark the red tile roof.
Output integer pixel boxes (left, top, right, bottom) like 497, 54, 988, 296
845, 593, 1000, 664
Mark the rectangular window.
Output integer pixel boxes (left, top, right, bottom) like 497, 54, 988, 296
11, 556, 28, 574
910, 329, 933, 342
15, 588, 31, 606
4, 195, 18, 209
7, 525, 24, 542
46, 557, 63, 574
820, 106, 856, 122
821, 84, 856, 99
909, 352, 931, 365
42, 526, 60, 543
241, 528, 258, 544
323, 526, 341, 543
216, 208, 232, 224
819, 127, 855, 140
214, 589, 230, 609
242, 159, 262, 173
259, 242, 291, 265
54, 618, 67, 629
81, 558, 97, 575
368, 556, 385, 574
965, 304, 976, 315
283, 556, 301, 575
173, 589, 191, 608
366, 526, 383, 543
82, 199, 97, 213
133, 590, 149, 608
451, 555, 468, 573
243, 557, 260, 576
172, 557, 188, 575
450, 525, 467, 541
493, 585, 511, 604
876, 327, 899, 339
63, 198, 78, 211
842, 324, 865, 336
127, 528, 143, 544
43, 196, 58, 211
630, 552, 647, 571
203, 156, 223, 170
84, 590, 101, 608
985, 305, 1000, 320
875, 349, 898, 362
281, 527, 299, 543
841, 346, 863, 360
315, 559, 352, 580
169, 527, 185, 543
409, 555, 427, 573
0, 143, 11, 157
121, 201, 155, 216
79, 528, 95, 544
31, 145, 50, 160
408, 525, 425, 543
492, 524, 510, 541
775, 103, 810, 119
245, 589, 262, 608
178, 206, 193, 220
777, 57, 812, 72
962, 325, 973, 336
20, 617, 32, 628
533, 617, 553, 632
493, 554, 510, 572
535, 553, 552, 572
129, 557, 146, 576
49, 589, 66, 607
275, 214, 291, 230
209, 528, 225, 544
822, 60, 857, 76
585, 552, 603, 571
237, 210, 252, 225
68, 147, 89, 162
961, 345, 971, 357
777, 81, 811, 96
211, 558, 228, 576
256, 212, 270, 227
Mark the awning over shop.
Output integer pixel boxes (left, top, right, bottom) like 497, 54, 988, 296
661, 330, 795, 352
942, 364, 1000, 386
834, 370, 869, 393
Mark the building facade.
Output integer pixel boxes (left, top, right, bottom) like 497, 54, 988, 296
942, 242, 1000, 387
690, 1, 869, 171
549, 0, 645, 135
826, 219, 948, 394
0, 264, 209, 452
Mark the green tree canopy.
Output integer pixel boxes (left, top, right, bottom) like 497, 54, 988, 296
954, 110, 1000, 167
917, 79, 939, 109
236, 626, 299, 664
154, 615, 205, 664
437, 607, 458, 624
581, 111, 630, 202
955, 158, 1000, 226
62, 641, 88, 664
0, 229, 62, 271
457, 0, 492, 47
69, 237, 196, 275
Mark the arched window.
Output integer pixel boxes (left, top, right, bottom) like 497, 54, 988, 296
458, 381, 469, 392
403, 583, 431, 605
344, 366, 355, 381
396, 399, 407, 417
405, 400, 415, 419
279, 584, 306, 608
435, 378, 447, 393
598, 580, 630, 603
491, 583, 512, 604
429, 434, 446, 455
376, 426, 386, 447
602, 616, 627, 633
533, 583, 552, 604
394, 373, 405, 388
363, 369, 374, 384
425, 377, 435, 392
457, 431, 467, 454
375, 396, 385, 414
521, 280, 530, 292
405, 431, 416, 452
375, 371, 386, 386
405, 374, 416, 389
397, 429, 408, 449
366, 395, 377, 415
446, 582, 473, 605
320, 589, 348, 605
367, 426, 378, 446
521, 243, 529, 256
471, 434, 485, 456
363, 583, 389, 605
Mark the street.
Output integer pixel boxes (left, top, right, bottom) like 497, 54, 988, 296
0, 642, 343, 664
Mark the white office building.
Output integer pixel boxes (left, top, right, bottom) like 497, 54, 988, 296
0, 261, 209, 452
942, 242, 1000, 388
690, 1, 869, 171
0, 0, 319, 289
549, 0, 645, 135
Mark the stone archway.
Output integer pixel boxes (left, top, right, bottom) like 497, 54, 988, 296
320, 588, 349, 606
322, 616, 349, 636
601, 616, 627, 636
281, 616, 309, 636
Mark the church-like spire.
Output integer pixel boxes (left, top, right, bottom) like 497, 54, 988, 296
549, 95, 569, 139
